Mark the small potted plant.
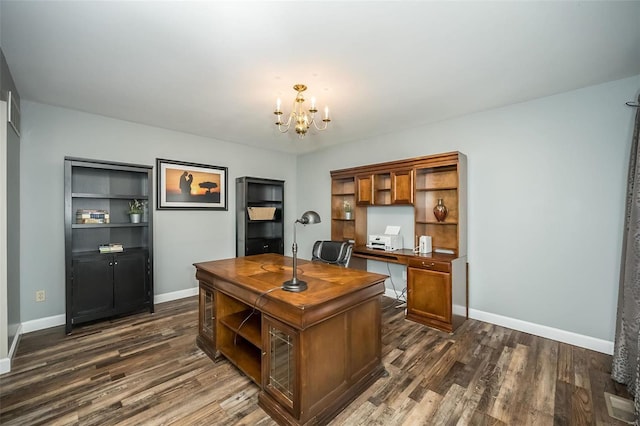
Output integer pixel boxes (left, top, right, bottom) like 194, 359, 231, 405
128, 199, 144, 223
344, 201, 353, 220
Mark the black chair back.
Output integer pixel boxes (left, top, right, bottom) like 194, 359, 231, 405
311, 241, 353, 267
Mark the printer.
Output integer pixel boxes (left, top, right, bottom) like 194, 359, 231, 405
367, 225, 403, 251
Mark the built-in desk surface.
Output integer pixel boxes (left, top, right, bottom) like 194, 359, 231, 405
352, 246, 458, 265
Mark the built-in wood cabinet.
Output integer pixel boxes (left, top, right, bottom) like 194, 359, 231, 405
64, 157, 154, 334
355, 170, 413, 206
407, 267, 451, 325
356, 174, 373, 205
330, 151, 467, 332
391, 169, 414, 204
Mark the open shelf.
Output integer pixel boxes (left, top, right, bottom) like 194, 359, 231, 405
72, 223, 148, 228
72, 193, 149, 200
216, 291, 263, 384
219, 310, 262, 348
218, 335, 262, 385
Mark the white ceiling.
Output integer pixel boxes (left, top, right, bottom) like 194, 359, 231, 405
1, 1, 639, 154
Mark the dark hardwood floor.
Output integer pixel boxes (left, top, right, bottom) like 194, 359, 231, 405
0, 296, 631, 425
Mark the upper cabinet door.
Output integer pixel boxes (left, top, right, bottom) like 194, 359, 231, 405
356, 175, 373, 205
392, 169, 413, 204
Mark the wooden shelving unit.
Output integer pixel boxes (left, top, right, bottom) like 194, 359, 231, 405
330, 176, 365, 244
330, 152, 467, 332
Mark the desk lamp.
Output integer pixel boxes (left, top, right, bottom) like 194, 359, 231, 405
282, 210, 321, 292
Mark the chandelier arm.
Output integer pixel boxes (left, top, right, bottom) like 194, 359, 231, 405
310, 119, 329, 131
275, 112, 296, 133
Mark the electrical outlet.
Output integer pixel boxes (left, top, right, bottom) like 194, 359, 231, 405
35, 290, 45, 302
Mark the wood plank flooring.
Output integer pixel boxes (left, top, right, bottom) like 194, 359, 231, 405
0, 296, 632, 425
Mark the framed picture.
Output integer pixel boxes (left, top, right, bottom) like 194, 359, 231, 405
156, 158, 228, 210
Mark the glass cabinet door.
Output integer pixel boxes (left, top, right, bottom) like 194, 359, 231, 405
263, 316, 298, 415
198, 282, 215, 347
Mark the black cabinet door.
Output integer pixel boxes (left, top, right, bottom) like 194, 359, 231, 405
113, 251, 149, 312
72, 255, 114, 318
246, 238, 284, 255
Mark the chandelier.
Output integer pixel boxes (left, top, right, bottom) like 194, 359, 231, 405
274, 84, 331, 139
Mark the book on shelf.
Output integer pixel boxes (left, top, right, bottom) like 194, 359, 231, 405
99, 243, 124, 253
76, 209, 110, 224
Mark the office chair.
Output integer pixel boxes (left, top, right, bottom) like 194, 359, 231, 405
311, 240, 353, 268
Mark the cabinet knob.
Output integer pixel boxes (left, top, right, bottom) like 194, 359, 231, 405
114, 261, 118, 265
109, 262, 113, 266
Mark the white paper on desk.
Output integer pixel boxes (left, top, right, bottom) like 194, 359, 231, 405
384, 225, 401, 235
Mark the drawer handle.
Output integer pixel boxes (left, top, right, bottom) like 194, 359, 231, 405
422, 262, 435, 267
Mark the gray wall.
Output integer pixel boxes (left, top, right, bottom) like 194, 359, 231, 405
20, 102, 297, 322
16, 74, 640, 350
296, 75, 640, 343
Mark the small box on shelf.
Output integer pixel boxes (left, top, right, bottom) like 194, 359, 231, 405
247, 207, 276, 221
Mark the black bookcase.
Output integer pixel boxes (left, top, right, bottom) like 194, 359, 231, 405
236, 177, 284, 256
64, 157, 154, 334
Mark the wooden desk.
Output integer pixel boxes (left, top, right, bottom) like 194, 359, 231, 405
194, 254, 388, 426
351, 246, 468, 333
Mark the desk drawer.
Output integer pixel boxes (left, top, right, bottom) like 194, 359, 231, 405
408, 258, 451, 273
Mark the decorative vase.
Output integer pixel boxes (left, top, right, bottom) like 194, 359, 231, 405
345, 211, 353, 220
433, 198, 448, 222
130, 213, 141, 224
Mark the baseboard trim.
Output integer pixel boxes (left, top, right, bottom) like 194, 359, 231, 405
382, 288, 613, 355
9, 324, 22, 358
17, 288, 614, 355
21, 314, 65, 334
0, 357, 10, 375
468, 308, 614, 355
20, 287, 200, 335
153, 287, 198, 304
0, 325, 22, 375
